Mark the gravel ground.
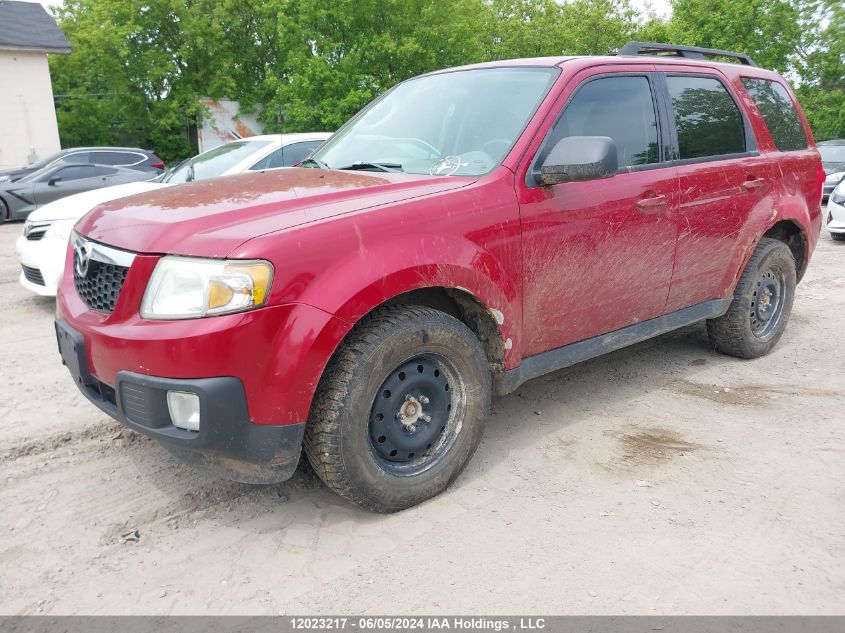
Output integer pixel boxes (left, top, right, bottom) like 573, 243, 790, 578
0, 219, 843, 615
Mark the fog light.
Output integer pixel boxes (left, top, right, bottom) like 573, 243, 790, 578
167, 391, 200, 431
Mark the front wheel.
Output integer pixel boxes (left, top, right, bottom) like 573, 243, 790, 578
707, 238, 797, 359
304, 305, 491, 512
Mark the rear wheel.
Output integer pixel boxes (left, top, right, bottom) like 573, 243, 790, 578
707, 238, 797, 359
304, 305, 491, 512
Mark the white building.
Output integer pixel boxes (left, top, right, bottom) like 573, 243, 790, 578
0, 1, 71, 170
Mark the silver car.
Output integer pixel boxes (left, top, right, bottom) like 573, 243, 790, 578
0, 163, 153, 222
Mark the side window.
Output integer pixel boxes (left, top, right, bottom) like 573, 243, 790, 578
92, 151, 141, 166
279, 141, 323, 167
740, 78, 807, 151
666, 76, 746, 159
54, 152, 91, 166
50, 165, 96, 181
543, 76, 660, 170
251, 141, 324, 170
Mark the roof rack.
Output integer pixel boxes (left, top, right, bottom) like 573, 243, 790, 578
618, 41, 757, 67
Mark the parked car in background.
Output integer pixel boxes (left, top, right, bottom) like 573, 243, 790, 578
161, 132, 332, 184
16, 132, 332, 296
55, 43, 823, 512
17, 180, 164, 295
819, 140, 845, 201
827, 179, 845, 241
0, 147, 165, 183
1, 163, 154, 222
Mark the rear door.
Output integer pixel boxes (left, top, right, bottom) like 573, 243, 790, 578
516, 67, 679, 355
656, 67, 780, 312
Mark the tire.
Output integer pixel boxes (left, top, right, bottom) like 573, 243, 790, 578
830, 231, 845, 242
304, 305, 491, 512
707, 237, 797, 359
0, 198, 8, 222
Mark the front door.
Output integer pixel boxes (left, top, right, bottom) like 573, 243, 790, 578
517, 70, 678, 356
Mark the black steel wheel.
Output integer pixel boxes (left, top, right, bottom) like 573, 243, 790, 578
304, 305, 491, 512
749, 268, 786, 341
368, 354, 461, 474
707, 237, 797, 359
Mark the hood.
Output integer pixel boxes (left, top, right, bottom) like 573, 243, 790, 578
26, 181, 168, 223
76, 168, 475, 257
0, 166, 30, 181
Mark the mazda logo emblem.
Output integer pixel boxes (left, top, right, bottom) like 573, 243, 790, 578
74, 240, 92, 277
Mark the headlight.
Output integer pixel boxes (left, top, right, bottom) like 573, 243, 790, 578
44, 219, 76, 240
0, 175, 10, 183
141, 256, 273, 320
825, 171, 845, 184
832, 182, 845, 204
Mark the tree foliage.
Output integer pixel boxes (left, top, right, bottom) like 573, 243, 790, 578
48, 0, 845, 162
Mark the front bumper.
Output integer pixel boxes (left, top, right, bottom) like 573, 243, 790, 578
15, 232, 67, 296
56, 317, 305, 483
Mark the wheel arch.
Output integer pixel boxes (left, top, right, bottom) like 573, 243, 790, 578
762, 219, 808, 282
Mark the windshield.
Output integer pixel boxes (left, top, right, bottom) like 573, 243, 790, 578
312, 67, 559, 176
161, 140, 273, 183
16, 165, 56, 184
819, 145, 845, 163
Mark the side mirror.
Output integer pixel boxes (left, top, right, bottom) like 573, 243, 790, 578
535, 136, 618, 186
48, 177, 61, 186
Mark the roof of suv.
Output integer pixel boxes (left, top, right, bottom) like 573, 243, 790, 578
432, 54, 782, 80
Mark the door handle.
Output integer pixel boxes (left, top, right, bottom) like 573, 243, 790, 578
636, 194, 667, 213
741, 178, 766, 191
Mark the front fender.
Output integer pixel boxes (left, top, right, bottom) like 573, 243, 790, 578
231, 173, 523, 422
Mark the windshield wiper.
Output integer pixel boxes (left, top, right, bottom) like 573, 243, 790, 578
336, 162, 403, 173
299, 157, 330, 169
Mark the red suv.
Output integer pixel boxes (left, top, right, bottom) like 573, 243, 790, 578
56, 43, 824, 511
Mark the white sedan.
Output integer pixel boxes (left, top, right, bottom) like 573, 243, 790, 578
828, 179, 845, 241
16, 132, 331, 296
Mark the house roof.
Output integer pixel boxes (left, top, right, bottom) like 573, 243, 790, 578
0, 1, 71, 54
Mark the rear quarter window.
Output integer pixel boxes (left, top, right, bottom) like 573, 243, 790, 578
666, 75, 746, 160
740, 78, 807, 151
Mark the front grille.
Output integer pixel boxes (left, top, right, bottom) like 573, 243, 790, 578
25, 226, 48, 241
22, 265, 45, 286
73, 255, 129, 313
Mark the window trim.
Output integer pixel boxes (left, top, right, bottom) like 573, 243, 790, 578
48, 150, 148, 169
526, 71, 671, 188
659, 72, 759, 166
738, 76, 808, 153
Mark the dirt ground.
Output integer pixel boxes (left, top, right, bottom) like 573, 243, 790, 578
0, 219, 843, 616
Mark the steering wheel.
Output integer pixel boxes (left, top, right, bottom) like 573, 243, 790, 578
480, 138, 511, 157
399, 137, 441, 158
